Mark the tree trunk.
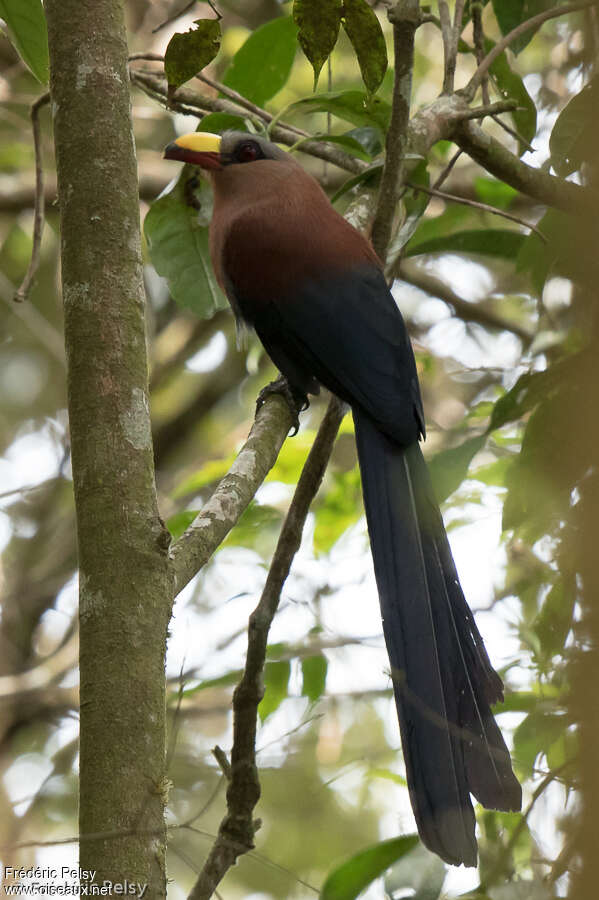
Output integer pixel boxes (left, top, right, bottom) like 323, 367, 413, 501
45, 1, 172, 895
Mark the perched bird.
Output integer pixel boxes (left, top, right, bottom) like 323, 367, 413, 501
164, 131, 522, 866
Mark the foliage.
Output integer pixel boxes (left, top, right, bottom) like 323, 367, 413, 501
2, 0, 595, 897
222, 15, 298, 106
144, 171, 225, 316
164, 18, 221, 93
0, 0, 48, 83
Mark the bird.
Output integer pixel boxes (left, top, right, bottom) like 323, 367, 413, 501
163, 130, 522, 867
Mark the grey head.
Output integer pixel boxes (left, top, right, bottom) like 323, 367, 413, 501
219, 131, 289, 166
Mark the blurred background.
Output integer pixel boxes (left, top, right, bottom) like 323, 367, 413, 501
0, 1, 590, 897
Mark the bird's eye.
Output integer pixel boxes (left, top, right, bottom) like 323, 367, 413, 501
236, 141, 260, 163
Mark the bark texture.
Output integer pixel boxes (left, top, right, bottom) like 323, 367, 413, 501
45, 1, 172, 895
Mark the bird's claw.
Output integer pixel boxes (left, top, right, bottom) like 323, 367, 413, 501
256, 376, 309, 436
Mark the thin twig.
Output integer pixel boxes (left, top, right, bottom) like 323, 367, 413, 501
446, 0, 466, 93
212, 746, 232, 781
1, 270, 65, 364
152, 0, 197, 33
396, 260, 534, 343
130, 53, 303, 133
196, 72, 269, 124
371, 0, 421, 259
453, 100, 518, 120
129, 69, 364, 173
471, 0, 489, 105
14, 93, 50, 303
438, 1, 453, 92
465, 0, 597, 100
406, 180, 547, 241
453, 119, 595, 214
480, 762, 573, 890
196, 72, 306, 138
187, 398, 347, 900
491, 114, 535, 153
432, 148, 462, 190
128, 52, 165, 62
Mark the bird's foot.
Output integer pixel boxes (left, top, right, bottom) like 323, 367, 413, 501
256, 376, 309, 436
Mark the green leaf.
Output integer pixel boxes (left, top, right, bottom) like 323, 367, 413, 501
320, 835, 419, 900
166, 509, 199, 540
387, 160, 430, 263
266, 428, 315, 484
406, 228, 525, 260
384, 843, 446, 900
473, 456, 512, 487
181, 669, 242, 697
487, 42, 536, 153
144, 173, 226, 316
314, 466, 362, 552
301, 655, 328, 703
549, 76, 599, 176
293, 0, 342, 89
496, 688, 557, 715
341, 0, 388, 94
331, 164, 383, 204
164, 19, 221, 90
173, 452, 236, 498
0, 0, 48, 83
487, 364, 562, 432
474, 176, 518, 210
367, 767, 406, 787
285, 90, 391, 133
345, 126, 383, 157
196, 112, 250, 133
259, 660, 291, 721
491, 0, 550, 55
405, 203, 470, 245
513, 710, 566, 777
428, 434, 486, 504
534, 577, 576, 660
223, 15, 298, 106
292, 132, 374, 162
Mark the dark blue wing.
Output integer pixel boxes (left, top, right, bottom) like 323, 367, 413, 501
248, 264, 425, 447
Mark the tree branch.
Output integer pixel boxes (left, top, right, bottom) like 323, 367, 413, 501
130, 54, 306, 137
453, 120, 597, 214
438, 1, 454, 93
13, 93, 50, 303
45, 0, 173, 892
479, 763, 573, 890
168, 394, 294, 595
405, 179, 547, 241
464, 0, 596, 101
397, 260, 534, 343
187, 397, 347, 900
129, 69, 364, 174
446, 0, 466, 94
371, 0, 421, 260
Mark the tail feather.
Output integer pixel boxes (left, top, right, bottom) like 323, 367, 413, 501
353, 408, 521, 867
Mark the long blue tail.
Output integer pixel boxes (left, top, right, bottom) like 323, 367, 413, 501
353, 407, 521, 866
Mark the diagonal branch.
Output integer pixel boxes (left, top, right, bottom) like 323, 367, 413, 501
453, 119, 597, 214
405, 180, 547, 241
129, 69, 363, 174
464, 0, 596, 101
169, 394, 295, 595
187, 397, 347, 900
